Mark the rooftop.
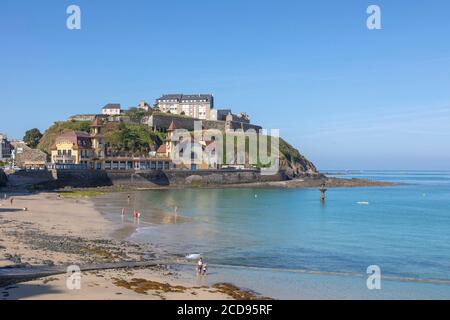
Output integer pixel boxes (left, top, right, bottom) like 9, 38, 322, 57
102, 103, 121, 109
157, 94, 213, 103
54, 131, 92, 148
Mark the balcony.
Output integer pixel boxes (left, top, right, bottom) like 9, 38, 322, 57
53, 155, 76, 164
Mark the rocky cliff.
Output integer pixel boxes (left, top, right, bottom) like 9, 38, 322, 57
278, 139, 318, 179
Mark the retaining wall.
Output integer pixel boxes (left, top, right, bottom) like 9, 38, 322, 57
20, 168, 289, 189
0, 169, 7, 187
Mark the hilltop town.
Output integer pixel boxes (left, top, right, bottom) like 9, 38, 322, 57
1, 94, 320, 190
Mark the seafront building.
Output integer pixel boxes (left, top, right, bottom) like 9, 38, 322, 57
11, 141, 47, 169
50, 118, 219, 172
51, 131, 94, 166
50, 118, 173, 171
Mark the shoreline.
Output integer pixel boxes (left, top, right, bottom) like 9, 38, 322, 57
35, 176, 398, 195
0, 192, 263, 300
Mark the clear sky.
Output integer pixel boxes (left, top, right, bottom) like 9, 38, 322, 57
1, 0, 450, 170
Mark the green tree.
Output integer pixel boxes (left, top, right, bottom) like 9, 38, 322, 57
23, 128, 43, 148
103, 123, 163, 156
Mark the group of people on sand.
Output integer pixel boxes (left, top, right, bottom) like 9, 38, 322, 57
197, 257, 208, 276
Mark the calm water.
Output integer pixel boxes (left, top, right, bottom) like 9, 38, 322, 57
95, 171, 450, 299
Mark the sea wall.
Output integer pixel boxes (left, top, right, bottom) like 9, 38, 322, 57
164, 169, 286, 186
32, 168, 287, 189
0, 169, 7, 187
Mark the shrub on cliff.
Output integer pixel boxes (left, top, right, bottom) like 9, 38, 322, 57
123, 107, 153, 123
103, 122, 164, 156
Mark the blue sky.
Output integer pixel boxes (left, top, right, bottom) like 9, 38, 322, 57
1, 0, 450, 170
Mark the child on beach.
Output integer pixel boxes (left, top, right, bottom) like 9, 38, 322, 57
202, 263, 208, 276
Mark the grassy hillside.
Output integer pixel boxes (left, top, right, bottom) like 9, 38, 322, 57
38, 120, 165, 156
102, 122, 164, 156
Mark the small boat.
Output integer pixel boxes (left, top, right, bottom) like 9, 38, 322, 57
357, 201, 370, 205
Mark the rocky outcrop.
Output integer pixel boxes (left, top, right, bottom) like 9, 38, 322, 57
278, 139, 318, 179
0, 169, 7, 187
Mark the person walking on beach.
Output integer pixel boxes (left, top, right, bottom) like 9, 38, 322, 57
10, 197, 14, 206
121, 208, 125, 216
127, 194, 131, 203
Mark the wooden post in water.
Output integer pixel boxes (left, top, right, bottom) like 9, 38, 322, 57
319, 183, 327, 203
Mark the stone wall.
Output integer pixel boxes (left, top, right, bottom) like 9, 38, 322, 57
164, 169, 286, 186
148, 114, 262, 132
50, 170, 113, 188
33, 168, 287, 189
0, 169, 7, 187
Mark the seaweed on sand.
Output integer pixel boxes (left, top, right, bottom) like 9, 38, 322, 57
212, 283, 272, 300
112, 278, 187, 295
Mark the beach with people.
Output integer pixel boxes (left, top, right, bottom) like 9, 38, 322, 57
0, 191, 262, 300
1, 171, 450, 300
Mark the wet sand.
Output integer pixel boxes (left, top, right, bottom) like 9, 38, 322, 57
0, 192, 260, 300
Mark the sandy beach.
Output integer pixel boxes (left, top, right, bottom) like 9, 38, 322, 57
0, 192, 259, 300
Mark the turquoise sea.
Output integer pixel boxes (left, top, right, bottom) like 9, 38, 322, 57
95, 171, 450, 299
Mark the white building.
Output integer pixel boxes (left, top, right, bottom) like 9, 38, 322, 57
155, 94, 214, 120
102, 103, 122, 116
